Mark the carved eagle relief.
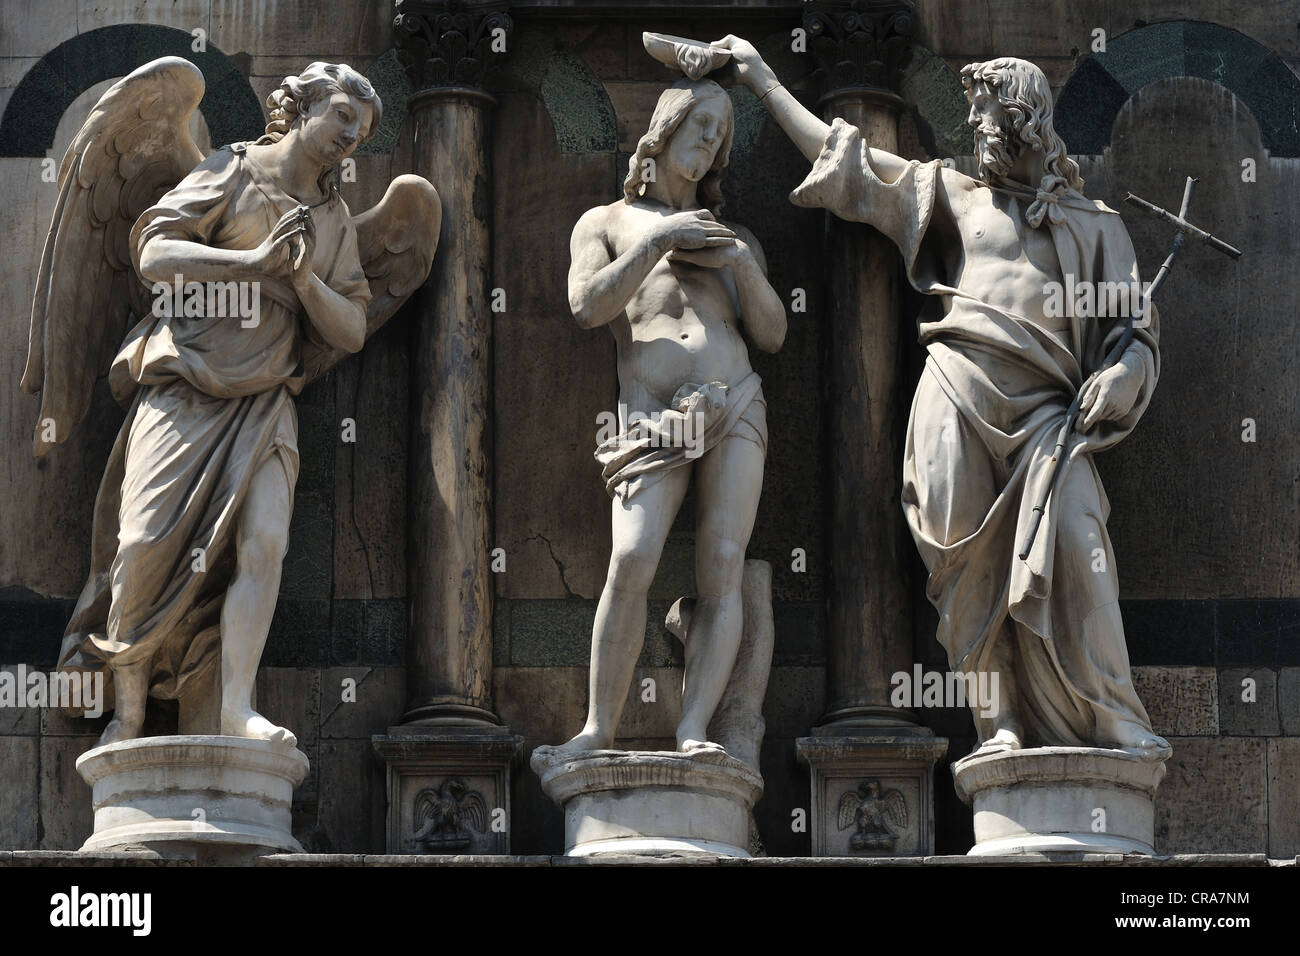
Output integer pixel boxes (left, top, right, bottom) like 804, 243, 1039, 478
837, 780, 909, 851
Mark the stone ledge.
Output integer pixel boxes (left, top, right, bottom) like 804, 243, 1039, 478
0, 851, 1291, 867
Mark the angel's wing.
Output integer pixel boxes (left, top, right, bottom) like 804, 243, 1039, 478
837, 790, 860, 831
883, 789, 909, 830
300, 174, 441, 384
22, 56, 206, 456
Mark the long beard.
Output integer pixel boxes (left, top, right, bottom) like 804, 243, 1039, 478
974, 121, 1019, 184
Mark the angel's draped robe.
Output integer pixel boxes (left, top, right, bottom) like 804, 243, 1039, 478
790, 119, 1160, 748
57, 143, 370, 708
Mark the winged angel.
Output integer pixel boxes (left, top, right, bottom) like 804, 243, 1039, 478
22, 57, 440, 749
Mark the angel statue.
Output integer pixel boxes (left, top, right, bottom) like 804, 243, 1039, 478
21, 57, 440, 749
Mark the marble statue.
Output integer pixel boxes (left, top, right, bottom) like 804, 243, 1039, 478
550, 66, 787, 756
23, 57, 439, 749
715, 36, 1171, 760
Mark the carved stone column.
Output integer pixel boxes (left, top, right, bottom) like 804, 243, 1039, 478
794, 0, 947, 857
372, 0, 520, 855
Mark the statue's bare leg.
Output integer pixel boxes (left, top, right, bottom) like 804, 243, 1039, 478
551, 464, 691, 756
98, 658, 150, 746
677, 430, 764, 753
219, 452, 296, 747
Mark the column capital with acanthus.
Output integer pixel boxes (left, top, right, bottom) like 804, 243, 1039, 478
803, 0, 916, 97
393, 0, 514, 94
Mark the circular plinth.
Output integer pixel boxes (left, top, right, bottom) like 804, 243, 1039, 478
952, 746, 1167, 856
531, 747, 763, 858
76, 735, 309, 858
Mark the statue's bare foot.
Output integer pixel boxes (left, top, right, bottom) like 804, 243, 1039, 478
1110, 722, 1172, 761
677, 717, 727, 755
973, 727, 1022, 756
678, 737, 726, 755
544, 730, 612, 758
221, 707, 297, 748
98, 713, 144, 747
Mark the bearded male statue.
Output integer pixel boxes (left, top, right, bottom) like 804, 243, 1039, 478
714, 38, 1169, 760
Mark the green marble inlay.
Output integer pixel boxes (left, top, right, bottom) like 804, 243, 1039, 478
358, 49, 411, 156
1062, 21, 1300, 157
540, 48, 617, 154
728, 85, 765, 154
1094, 20, 1186, 95
901, 47, 972, 158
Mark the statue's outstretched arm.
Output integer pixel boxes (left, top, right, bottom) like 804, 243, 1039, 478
712, 34, 911, 183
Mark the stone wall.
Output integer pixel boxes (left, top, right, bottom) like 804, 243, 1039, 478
0, 0, 1295, 857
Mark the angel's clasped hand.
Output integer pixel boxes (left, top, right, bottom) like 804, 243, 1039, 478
249, 206, 316, 286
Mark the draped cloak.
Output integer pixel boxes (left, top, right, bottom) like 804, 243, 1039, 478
56, 144, 370, 711
790, 119, 1160, 747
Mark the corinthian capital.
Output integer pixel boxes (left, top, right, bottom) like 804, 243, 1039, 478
394, 0, 514, 92
803, 0, 916, 94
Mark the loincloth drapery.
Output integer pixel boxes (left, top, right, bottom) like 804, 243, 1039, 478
595, 371, 767, 500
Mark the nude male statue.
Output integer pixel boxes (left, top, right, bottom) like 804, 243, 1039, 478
713, 37, 1169, 759
553, 77, 786, 755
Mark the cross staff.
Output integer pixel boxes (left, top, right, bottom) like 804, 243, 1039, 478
1018, 176, 1243, 561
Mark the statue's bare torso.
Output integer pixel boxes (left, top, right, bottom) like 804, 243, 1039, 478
938, 171, 1069, 341
598, 199, 755, 414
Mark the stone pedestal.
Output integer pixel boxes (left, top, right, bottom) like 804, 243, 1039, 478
532, 748, 763, 858
76, 736, 308, 860
952, 747, 1168, 856
372, 729, 521, 854
797, 731, 947, 856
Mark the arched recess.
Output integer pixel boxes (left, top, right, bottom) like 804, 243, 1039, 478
1056, 21, 1300, 157
0, 24, 263, 157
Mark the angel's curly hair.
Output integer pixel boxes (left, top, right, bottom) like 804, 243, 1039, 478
960, 57, 1083, 192
623, 78, 733, 217
260, 61, 382, 145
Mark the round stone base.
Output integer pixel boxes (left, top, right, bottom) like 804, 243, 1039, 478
531, 747, 763, 857
952, 746, 1167, 856
76, 735, 309, 858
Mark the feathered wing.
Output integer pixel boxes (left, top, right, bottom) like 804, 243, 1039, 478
883, 790, 908, 830
460, 789, 487, 835
21, 56, 206, 456
837, 790, 860, 831
301, 174, 441, 384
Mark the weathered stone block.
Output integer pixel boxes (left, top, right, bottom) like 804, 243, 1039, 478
320, 666, 403, 739
315, 738, 386, 854
761, 665, 825, 737
1155, 737, 1267, 854
38, 734, 97, 849
1217, 667, 1279, 736
1132, 665, 1217, 736
1278, 667, 1300, 734
493, 666, 586, 747
0, 664, 40, 734
0, 736, 37, 848
1266, 738, 1300, 859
